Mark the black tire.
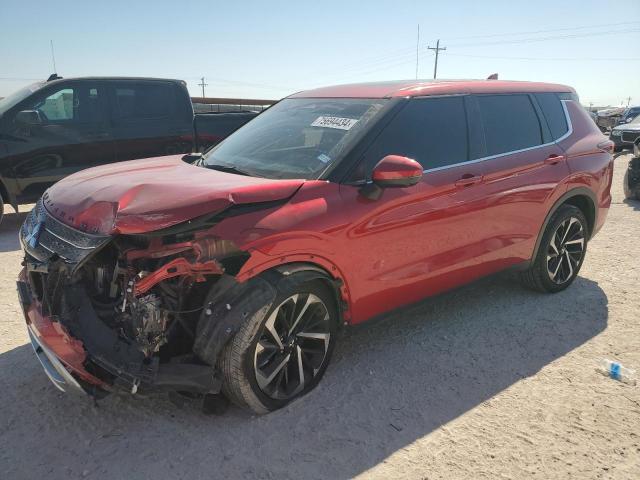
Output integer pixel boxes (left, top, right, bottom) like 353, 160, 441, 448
0, 195, 4, 226
520, 204, 588, 293
220, 274, 337, 413
624, 169, 640, 201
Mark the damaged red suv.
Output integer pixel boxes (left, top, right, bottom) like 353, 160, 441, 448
18, 80, 613, 413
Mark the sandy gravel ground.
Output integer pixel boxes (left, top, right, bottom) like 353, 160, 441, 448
0, 154, 638, 480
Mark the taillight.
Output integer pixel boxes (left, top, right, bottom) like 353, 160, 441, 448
597, 140, 614, 154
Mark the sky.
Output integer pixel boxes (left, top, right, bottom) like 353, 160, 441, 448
1, 0, 639, 107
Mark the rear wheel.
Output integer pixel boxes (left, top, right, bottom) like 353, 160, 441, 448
0, 195, 4, 226
520, 205, 588, 293
220, 275, 337, 413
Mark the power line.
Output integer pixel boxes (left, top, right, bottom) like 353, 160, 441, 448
446, 20, 640, 40
446, 53, 640, 61
448, 27, 640, 47
427, 40, 446, 79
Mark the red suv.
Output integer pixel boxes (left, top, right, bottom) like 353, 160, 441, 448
18, 80, 613, 413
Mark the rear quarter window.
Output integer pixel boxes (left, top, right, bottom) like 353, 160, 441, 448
476, 94, 542, 156
535, 93, 569, 140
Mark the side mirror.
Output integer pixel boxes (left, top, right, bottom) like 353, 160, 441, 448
360, 155, 423, 200
15, 110, 42, 126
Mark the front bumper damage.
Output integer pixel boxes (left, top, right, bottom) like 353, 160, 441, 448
18, 199, 274, 400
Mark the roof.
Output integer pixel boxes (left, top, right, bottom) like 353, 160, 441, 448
289, 79, 575, 99
46, 76, 186, 85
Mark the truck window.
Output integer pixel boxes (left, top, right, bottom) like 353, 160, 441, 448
114, 83, 174, 120
21, 85, 106, 125
38, 88, 75, 121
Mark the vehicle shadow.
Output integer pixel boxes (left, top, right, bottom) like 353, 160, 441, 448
0, 274, 608, 479
623, 198, 640, 211
0, 209, 29, 252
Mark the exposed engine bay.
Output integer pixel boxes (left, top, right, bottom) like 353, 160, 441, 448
19, 199, 275, 399
82, 235, 238, 358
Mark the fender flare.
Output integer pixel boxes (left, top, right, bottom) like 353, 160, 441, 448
528, 187, 597, 267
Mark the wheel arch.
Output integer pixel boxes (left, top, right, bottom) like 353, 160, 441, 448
271, 262, 348, 328
529, 187, 597, 266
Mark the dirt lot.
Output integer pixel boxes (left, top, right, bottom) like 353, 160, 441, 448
0, 153, 638, 480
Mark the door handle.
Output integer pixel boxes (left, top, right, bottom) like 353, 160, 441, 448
455, 174, 483, 187
544, 154, 566, 165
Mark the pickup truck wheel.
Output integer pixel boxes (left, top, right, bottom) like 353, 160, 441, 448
219, 275, 337, 414
0, 196, 4, 226
520, 205, 588, 293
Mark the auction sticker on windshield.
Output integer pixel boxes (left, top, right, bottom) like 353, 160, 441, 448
311, 116, 358, 130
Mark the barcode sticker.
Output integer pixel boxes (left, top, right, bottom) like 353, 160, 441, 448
311, 116, 358, 130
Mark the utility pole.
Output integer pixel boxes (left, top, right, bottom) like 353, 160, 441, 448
626, 96, 632, 107
198, 77, 208, 98
427, 39, 446, 79
415, 24, 420, 79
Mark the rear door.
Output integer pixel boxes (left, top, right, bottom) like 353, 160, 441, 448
3, 81, 114, 201
109, 81, 193, 161
468, 93, 571, 264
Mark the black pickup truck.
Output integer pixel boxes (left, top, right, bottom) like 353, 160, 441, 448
0, 76, 261, 222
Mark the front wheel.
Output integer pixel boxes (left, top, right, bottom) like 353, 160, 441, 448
0, 196, 4, 226
520, 204, 588, 293
219, 275, 337, 413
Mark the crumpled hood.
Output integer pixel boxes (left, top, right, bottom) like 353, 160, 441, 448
43, 155, 305, 234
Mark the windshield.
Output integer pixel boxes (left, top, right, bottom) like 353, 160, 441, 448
203, 98, 389, 179
630, 115, 640, 125
0, 82, 44, 115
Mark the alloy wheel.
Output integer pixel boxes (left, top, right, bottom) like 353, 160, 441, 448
546, 216, 585, 284
253, 293, 331, 400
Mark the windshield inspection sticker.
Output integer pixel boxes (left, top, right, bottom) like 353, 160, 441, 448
311, 116, 358, 130
317, 153, 331, 164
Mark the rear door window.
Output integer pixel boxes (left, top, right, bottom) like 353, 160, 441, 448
476, 94, 542, 156
113, 83, 174, 121
535, 93, 568, 140
356, 96, 469, 178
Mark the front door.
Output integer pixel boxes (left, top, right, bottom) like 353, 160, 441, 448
339, 95, 493, 323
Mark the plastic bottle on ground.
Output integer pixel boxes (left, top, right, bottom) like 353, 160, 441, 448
597, 359, 636, 386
